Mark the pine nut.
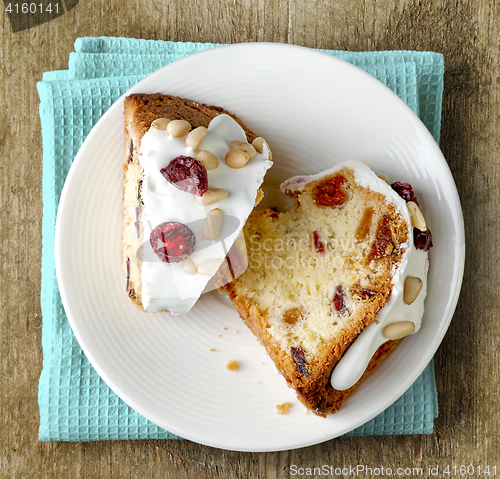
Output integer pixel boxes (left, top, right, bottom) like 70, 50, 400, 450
196, 150, 219, 170
383, 321, 415, 340
252, 137, 266, 154
230, 140, 257, 160
181, 257, 197, 275
185, 126, 207, 150
377, 173, 390, 184
166, 119, 191, 137
194, 188, 228, 205
197, 258, 223, 276
151, 118, 171, 130
403, 276, 423, 305
407, 201, 427, 231
201, 208, 224, 240
225, 150, 250, 169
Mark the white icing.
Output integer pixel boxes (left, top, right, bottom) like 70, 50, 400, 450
138, 114, 272, 314
282, 161, 428, 391
330, 240, 428, 391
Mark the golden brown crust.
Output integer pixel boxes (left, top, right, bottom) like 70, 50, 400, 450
124, 93, 257, 143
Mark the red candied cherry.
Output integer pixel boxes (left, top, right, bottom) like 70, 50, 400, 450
160, 156, 208, 196
150, 222, 196, 263
390, 181, 419, 206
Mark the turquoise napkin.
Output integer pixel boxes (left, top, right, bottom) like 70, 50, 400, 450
38, 37, 443, 442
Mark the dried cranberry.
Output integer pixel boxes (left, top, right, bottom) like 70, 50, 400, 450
160, 156, 208, 196
150, 222, 196, 263
135, 181, 143, 238
291, 346, 310, 377
313, 174, 349, 208
414, 227, 433, 251
127, 140, 134, 164
312, 230, 325, 254
391, 182, 419, 206
126, 257, 131, 292
332, 285, 346, 314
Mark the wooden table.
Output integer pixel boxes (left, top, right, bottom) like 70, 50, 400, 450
1, 0, 498, 477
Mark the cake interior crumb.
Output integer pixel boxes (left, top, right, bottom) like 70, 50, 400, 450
226, 360, 239, 371
232, 168, 408, 359
277, 402, 293, 415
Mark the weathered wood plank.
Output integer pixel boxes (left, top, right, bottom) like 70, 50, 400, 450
1, 0, 498, 477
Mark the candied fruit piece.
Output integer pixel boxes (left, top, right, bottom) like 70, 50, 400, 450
269, 207, 279, 220
283, 307, 306, 325
150, 221, 196, 263
134, 211, 141, 238
291, 346, 310, 377
414, 227, 433, 251
356, 207, 374, 241
332, 285, 346, 314
351, 284, 377, 300
370, 216, 394, 260
313, 174, 350, 208
137, 179, 143, 203
391, 181, 419, 206
126, 257, 136, 299
135, 180, 143, 238
161, 155, 208, 196
312, 230, 325, 253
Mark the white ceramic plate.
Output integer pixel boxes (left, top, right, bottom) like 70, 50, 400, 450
55, 43, 465, 451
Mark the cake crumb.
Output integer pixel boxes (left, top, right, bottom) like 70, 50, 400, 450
277, 402, 292, 415
209, 348, 216, 352
226, 360, 239, 371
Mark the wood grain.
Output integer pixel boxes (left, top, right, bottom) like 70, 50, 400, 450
1, 0, 499, 477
